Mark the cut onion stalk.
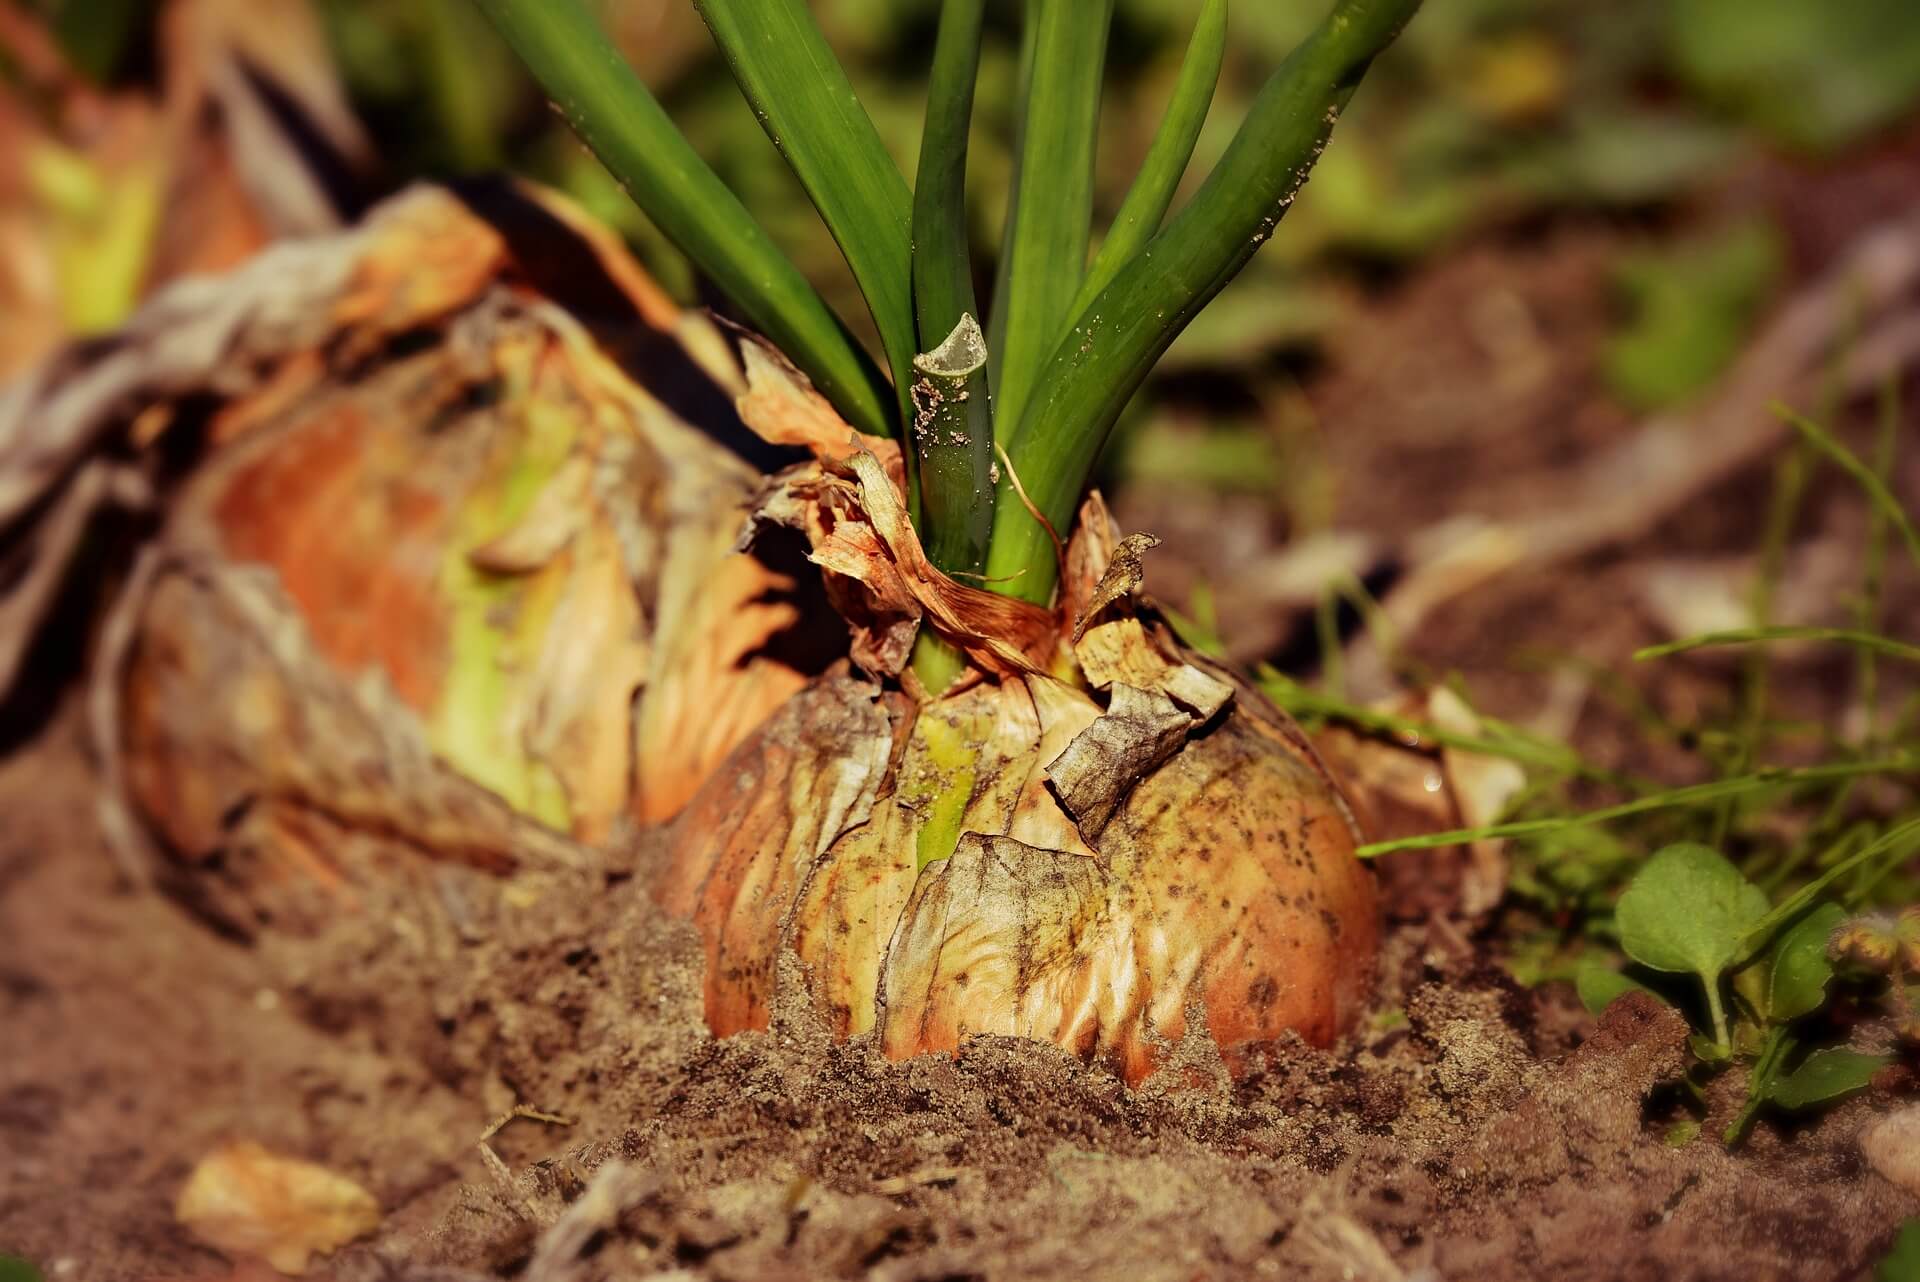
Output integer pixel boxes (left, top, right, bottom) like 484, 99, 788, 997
658, 354, 1378, 1083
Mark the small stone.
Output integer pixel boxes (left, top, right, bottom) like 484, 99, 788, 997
1861, 1107, 1920, 1197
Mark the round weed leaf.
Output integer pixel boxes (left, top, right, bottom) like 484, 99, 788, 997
1764, 901, 1846, 1024
1616, 843, 1769, 979
1876, 1219, 1920, 1282
1767, 1046, 1890, 1110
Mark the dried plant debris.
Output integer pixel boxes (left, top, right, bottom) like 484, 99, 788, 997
0, 0, 371, 379
175, 1141, 380, 1276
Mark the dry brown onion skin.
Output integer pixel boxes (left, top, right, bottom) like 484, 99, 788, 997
656, 610, 1379, 1083
76, 185, 826, 907
880, 686, 1378, 1082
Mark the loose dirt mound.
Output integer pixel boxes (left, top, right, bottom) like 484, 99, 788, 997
1, 711, 1912, 1281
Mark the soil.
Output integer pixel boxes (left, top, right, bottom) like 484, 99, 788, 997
4, 705, 1914, 1282
5, 137, 1920, 1281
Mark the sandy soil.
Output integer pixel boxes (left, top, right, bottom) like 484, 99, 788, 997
1, 702, 1914, 1282
4, 134, 1920, 1282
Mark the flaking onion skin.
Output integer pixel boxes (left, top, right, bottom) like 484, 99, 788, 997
657, 649, 1377, 1084
90, 186, 825, 907
876, 695, 1377, 1083
656, 670, 901, 1036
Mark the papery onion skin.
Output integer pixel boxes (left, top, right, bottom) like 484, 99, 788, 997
877, 690, 1376, 1084
658, 652, 1379, 1084
652, 408, 1380, 1083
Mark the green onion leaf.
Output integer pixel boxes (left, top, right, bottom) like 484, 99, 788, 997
911, 315, 994, 579
472, 0, 895, 438
986, 0, 1115, 445
988, 0, 1422, 604
694, 0, 918, 429
910, 0, 994, 575
1069, 0, 1227, 326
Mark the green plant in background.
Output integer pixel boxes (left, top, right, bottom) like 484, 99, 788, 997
0, 1255, 43, 1282
1587, 840, 1905, 1144
1602, 217, 1782, 411
475, 0, 1421, 687
269, 0, 1920, 487
1273, 392, 1920, 1148
1882, 1219, 1920, 1282
1669, 0, 1920, 153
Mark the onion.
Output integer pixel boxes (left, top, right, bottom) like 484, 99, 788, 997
658, 361, 1379, 1080
90, 185, 820, 911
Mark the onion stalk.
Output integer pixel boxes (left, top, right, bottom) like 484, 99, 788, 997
475, 0, 1422, 642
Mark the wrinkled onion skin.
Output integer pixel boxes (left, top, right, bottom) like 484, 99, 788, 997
876, 705, 1376, 1084
657, 672, 897, 1036
657, 656, 1378, 1084
1102, 708, 1377, 1078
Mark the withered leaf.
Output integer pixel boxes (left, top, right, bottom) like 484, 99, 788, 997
1046, 682, 1195, 839
1072, 532, 1162, 642
175, 1141, 379, 1276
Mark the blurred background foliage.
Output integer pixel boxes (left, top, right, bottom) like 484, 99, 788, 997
12, 0, 1920, 428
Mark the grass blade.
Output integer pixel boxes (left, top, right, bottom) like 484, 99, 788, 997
910, 0, 994, 577
987, 0, 1422, 604
1777, 402, 1920, 569
1355, 756, 1920, 857
1069, 0, 1227, 325
1736, 816, 1920, 960
1636, 627, 1920, 666
1854, 379, 1901, 747
694, 0, 918, 422
913, 0, 986, 348
473, 0, 895, 438
1259, 668, 1639, 786
986, 0, 1115, 444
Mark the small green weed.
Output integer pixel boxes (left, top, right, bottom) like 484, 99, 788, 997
0, 1255, 43, 1282
1266, 391, 1917, 1147
1594, 842, 1902, 1143
1881, 1219, 1920, 1282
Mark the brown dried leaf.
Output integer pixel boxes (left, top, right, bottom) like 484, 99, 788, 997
1045, 682, 1195, 839
735, 336, 898, 471
1058, 492, 1121, 630
1313, 687, 1522, 921
734, 349, 1054, 679
1072, 614, 1229, 718
1072, 532, 1161, 642
174, 1141, 379, 1275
